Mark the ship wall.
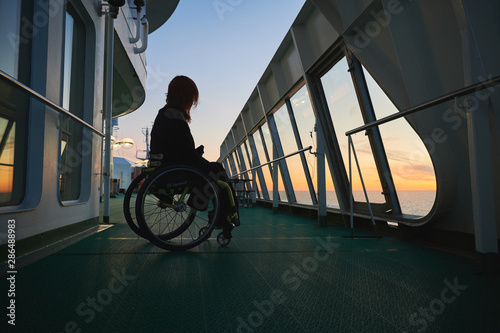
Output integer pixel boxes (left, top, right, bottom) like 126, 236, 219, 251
0, 0, 148, 256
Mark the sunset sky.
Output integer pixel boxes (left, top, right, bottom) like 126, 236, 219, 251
0, 1, 437, 200
116, 0, 307, 163
113, 0, 436, 195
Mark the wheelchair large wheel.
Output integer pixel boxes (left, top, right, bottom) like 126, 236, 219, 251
136, 166, 220, 251
123, 171, 149, 239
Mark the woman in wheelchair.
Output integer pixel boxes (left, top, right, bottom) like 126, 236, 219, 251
149, 75, 239, 240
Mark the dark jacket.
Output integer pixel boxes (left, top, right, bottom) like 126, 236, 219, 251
149, 106, 211, 170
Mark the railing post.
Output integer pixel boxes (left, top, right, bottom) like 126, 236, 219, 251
273, 159, 279, 213
316, 124, 327, 226
251, 170, 256, 206
349, 135, 378, 237
103, 10, 115, 223
349, 136, 354, 238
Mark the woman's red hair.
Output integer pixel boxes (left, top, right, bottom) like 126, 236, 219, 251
165, 75, 199, 122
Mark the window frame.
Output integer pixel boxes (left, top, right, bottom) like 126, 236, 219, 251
57, 1, 95, 205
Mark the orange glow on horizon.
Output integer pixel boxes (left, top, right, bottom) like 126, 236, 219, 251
284, 165, 436, 192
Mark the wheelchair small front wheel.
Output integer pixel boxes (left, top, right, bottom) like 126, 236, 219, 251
217, 232, 230, 247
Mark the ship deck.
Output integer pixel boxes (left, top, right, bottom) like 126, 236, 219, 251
4, 195, 500, 332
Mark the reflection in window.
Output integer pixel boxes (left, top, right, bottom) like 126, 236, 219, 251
225, 154, 236, 176
290, 86, 316, 151
252, 129, 271, 199
0, 2, 22, 78
290, 86, 317, 205
245, 138, 261, 198
239, 142, 251, 175
273, 104, 311, 204
325, 159, 340, 208
321, 57, 385, 203
261, 123, 274, 163
59, 7, 86, 201
0, 83, 28, 206
0, 2, 30, 206
289, 87, 337, 206
222, 159, 232, 177
231, 152, 240, 174
363, 67, 436, 216
236, 144, 250, 194
62, 13, 74, 110
0, 87, 29, 206
258, 123, 285, 201
241, 141, 256, 193
0, 117, 15, 203
270, 167, 287, 203
261, 124, 275, 196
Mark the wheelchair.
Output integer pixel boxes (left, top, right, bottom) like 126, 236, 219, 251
123, 165, 239, 251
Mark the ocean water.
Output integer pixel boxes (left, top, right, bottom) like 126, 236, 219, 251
267, 190, 436, 218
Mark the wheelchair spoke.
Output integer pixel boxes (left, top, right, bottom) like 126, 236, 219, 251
136, 166, 221, 250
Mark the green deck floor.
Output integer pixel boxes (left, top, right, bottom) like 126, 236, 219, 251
3, 195, 500, 332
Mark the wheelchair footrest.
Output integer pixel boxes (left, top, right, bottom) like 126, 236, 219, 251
226, 211, 240, 227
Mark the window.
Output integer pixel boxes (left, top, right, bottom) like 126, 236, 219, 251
0, 82, 29, 206
229, 152, 240, 175
245, 139, 264, 199
222, 159, 232, 177
325, 159, 340, 207
0, 2, 22, 79
290, 86, 316, 151
260, 124, 275, 196
321, 57, 385, 203
238, 142, 251, 176
0, 1, 32, 206
0, 105, 21, 205
363, 66, 436, 216
256, 123, 286, 201
252, 129, 271, 199
240, 141, 253, 189
274, 102, 312, 204
266, 115, 289, 202
59, 6, 87, 201
289, 86, 318, 205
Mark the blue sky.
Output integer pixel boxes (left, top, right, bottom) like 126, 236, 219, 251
116, 0, 307, 163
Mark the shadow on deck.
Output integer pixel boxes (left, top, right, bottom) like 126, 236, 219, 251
3, 194, 500, 332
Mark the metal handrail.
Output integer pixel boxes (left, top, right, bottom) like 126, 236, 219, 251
232, 146, 312, 178
346, 75, 500, 136
343, 74, 500, 230
0, 70, 105, 137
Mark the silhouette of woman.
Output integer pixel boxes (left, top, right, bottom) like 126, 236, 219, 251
149, 75, 239, 238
